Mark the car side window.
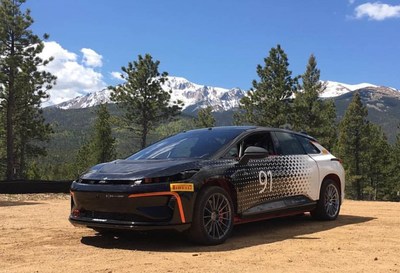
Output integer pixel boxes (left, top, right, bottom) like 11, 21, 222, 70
295, 135, 321, 154
273, 132, 306, 155
240, 132, 275, 157
222, 132, 275, 159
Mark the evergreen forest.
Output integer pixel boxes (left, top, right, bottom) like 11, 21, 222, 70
0, 0, 399, 201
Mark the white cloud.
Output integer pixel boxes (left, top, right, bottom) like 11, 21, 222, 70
81, 48, 103, 67
39, 41, 106, 106
348, 0, 356, 5
354, 2, 400, 20
39, 41, 77, 62
110, 71, 124, 81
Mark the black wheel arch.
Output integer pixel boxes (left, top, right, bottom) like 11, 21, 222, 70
198, 177, 238, 214
311, 176, 342, 220
322, 174, 342, 200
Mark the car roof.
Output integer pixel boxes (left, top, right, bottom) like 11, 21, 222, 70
186, 126, 318, 142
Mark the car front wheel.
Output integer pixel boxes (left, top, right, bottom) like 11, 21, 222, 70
311, 179, 341, 220
187, 186, 234, 245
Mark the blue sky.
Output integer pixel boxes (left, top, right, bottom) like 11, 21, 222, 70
24, 0, 400, 104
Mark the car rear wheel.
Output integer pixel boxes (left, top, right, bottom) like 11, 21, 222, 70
187, 186, 234, 245
311, 179, 341, 220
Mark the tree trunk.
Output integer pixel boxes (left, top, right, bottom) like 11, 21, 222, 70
19, 135, 26, 179
354, 136, 362, 200
141, 123, 148, 149
6, 87, 15, 180
6, 36, 16, 181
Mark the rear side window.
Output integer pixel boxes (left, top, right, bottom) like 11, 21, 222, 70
273, 132, 306, 155
296, 135, 321, 154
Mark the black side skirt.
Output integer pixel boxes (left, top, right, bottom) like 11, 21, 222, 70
241, 195, 316, 218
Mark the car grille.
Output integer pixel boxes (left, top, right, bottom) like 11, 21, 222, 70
83, 210, 149, 222
82, 206, 173, 222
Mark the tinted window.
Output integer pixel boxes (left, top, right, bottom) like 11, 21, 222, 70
242, 132, 275, 155
296, 135, 320, 154
128, 128, 245, 160
223, 132, 275, 158
273, 132, 305, 155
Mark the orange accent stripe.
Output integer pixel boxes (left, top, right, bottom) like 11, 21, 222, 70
128, 192, 186, 223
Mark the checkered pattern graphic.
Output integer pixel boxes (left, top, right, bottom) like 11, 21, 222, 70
233, 155, 312, 212
201, 155, 313, 213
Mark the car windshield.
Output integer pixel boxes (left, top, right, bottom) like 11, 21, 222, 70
127, 128, 245, 160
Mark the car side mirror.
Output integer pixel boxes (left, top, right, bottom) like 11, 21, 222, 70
238, 146, 269, 165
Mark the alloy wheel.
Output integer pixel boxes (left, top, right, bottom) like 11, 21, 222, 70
202, 193, 232, 240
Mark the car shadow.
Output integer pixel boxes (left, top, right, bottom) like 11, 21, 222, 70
80, 214, 375, 252
0, 201, 43, 207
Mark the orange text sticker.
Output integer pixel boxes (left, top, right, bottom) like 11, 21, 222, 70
170, 183, 194, 192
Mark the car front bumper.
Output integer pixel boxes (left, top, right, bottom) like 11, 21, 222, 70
69, 181, 195, 232
69, 216, 191, 232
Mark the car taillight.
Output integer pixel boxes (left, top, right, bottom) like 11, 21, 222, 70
72, 209, 80, 217
331, 158, 343, 164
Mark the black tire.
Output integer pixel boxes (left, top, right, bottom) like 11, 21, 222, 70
187, 186, 234, 245
311, 179, 341, 220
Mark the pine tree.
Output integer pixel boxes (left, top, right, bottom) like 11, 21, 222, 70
318, 99, 337, 150
361, 124, 391, 200
0, 0, 56, 179
238, 45, 297, 127
195, 106, 215, 128
155, 118, 196, 139
91, 104, 116, 163
336, 92, 369, 199
293, 54, 323, 132
293, 54, 337, 149
111, 54, 182, 149
388, 128, 400, 200
74, 105, 117, 175
75, 141, 94, 177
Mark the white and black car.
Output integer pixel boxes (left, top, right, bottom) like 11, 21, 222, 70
70, 126, 345, 245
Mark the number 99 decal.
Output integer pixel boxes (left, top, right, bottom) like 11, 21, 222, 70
259, 170, 273, 194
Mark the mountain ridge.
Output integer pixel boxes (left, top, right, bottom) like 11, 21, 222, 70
50, 76, 399, 112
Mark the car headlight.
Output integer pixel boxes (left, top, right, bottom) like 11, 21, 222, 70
143, 169, 200, 184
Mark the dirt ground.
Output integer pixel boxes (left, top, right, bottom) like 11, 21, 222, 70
0, 194, 399, 273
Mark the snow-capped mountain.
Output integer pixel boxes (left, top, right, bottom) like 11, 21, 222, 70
54, 76, 245, 112
162, 77, 245, 112
320, 81, 378, 98
52, 76, 398, 112
55, 89, 113, 109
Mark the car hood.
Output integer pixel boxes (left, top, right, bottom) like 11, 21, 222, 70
80, 159, 202, 180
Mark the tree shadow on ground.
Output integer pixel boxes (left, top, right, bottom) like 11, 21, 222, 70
80, 214, 375, 252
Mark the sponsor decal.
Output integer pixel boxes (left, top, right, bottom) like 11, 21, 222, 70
170, 183, 194, 192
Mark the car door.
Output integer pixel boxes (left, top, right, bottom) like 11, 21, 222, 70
270, 131, 320, 203
226, 130, 319, 215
